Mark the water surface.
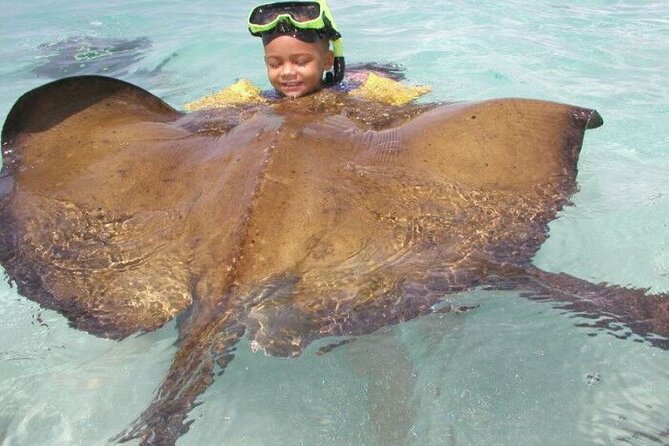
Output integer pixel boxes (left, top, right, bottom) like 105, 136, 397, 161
1, 1, 667, 444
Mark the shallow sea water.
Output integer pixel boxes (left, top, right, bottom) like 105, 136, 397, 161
0, 1, 668, 445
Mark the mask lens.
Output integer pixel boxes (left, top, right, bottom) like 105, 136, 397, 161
289, 4, 320, 21
250, 2, 321, 25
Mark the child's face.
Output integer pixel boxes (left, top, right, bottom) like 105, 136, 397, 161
263, 35, 334, 98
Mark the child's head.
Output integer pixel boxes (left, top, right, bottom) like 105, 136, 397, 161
248, 1, 345, 98
262, 31, 333, 98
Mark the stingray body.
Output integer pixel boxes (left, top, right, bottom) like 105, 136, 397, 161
32, 36, 153, 79
0, 76, 667, 445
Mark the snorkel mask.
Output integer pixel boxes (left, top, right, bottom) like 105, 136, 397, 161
248, 0, 345, 85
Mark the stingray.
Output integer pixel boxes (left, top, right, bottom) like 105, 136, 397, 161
0, 75, 667, 445
31, 36, 174, 79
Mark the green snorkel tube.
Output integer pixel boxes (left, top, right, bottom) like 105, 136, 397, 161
318, 0, 345, 85
248, 0, 345, 85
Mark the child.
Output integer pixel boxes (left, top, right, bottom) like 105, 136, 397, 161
248, 0, 345, 98
260, 31, 334, 98
185, 0, 430, 110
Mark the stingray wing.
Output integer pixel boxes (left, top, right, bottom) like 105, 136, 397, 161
243, 98, 604, 353
0, 76, 281, 339
356, 98, 602, 191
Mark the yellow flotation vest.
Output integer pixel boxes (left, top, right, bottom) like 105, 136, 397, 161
184, 73, 431, 111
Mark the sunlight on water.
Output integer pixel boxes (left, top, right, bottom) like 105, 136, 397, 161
1, 0, 667, 445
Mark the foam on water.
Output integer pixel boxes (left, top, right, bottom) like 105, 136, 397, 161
1, 0, 667, 444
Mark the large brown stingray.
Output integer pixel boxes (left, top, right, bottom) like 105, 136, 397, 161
0, 75, 667, 445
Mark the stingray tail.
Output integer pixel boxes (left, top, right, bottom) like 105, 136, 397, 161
114, 312, 245, 446
512, 266, 669, 349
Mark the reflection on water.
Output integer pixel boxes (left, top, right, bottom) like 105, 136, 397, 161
1, 288, 666, 445
185, 292, 668, 446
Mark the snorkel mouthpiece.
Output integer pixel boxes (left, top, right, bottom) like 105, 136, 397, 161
248, 0, 345, 85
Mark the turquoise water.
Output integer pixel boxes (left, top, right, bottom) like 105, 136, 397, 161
1, 0, 668, 445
